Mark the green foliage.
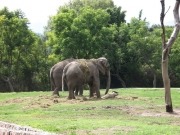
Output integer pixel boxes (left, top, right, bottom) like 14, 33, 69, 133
113, 17, 162, 87
0, 7, 32, 90
46, 0, 126, 61
2, 0, 180, 90
46, 0, 130, 88
50, 7, 115, 59
107, 6, 126, 26
169, 31, 180, 85
46, 0, 175, 88
0, 7, 49, 91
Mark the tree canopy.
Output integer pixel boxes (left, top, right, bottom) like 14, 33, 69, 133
0, 7, 48, 91
1, 0, 180, 91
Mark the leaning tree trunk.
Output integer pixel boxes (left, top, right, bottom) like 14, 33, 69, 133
153, 73, 157, 88
160, 0, 180, 112
2, 76, 14, 92
115, 74, 126, 88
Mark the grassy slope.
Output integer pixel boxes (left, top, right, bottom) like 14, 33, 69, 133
0, 88, 179, 135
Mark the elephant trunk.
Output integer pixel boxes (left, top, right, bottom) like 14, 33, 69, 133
105, 70, 111, 95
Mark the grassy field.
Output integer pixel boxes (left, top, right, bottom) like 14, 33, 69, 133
0, 88, 179, 135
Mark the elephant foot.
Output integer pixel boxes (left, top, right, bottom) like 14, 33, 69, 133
90, 92, 95, 97
52, 94, 60, 98
68, 96, 76, 100
77, 94, 83, 97
68, 98, 76, 100
52, 91, 60, 97
96, 93, 101, 99
76, 96, 87, 101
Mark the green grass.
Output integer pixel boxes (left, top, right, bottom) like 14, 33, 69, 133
0, 88, 179, 135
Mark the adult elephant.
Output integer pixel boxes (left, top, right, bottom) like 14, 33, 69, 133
50, 58, 75, 96
62, 57, 111, 99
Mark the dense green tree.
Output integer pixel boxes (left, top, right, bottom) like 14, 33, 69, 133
0, 7, 49, 91
0, 7, 32, 91
36, 0, 180, 89
118, 17, 162, 87
45, 0, 127, 88
169, 29, 180, 86
48, 5, 121, 59
106, 6, 126, 26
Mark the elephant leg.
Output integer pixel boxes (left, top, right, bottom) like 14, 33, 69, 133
89, 84, 94, 98
68, 85, 75, 99
91, 81, 101, 98
74, 86, 83, 96
52, 77, 62, 96
68, 90, 75, 99
92, 87, 100, 98
89, 81, 100, 98
52, 87, 60, 97
74, 89, 78, 96
95, 89, 101, 98
78, 86, 83, 96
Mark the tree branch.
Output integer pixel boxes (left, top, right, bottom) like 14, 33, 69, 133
166, 1, 180, 49
160, 0, 166, 48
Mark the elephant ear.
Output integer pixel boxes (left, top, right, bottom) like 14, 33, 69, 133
97, 58, 109, 75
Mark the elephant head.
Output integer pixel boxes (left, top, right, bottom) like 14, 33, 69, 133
96, 57, 111, 95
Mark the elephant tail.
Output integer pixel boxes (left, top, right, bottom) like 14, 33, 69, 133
50, 67, 55, 91
62, 70, 66, 91
62, 64, 69, 91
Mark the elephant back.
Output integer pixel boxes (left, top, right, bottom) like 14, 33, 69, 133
76, 59, 90, 78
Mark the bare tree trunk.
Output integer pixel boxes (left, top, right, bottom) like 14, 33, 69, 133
160, 0, 180, 112
112, 74, 126, 88
153, 73, 157, 88
116, 74, 126, 88
2, 76, 14, 92
162, 55, 173, 112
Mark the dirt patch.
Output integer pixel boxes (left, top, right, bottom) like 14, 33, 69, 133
64, 126, 134, 135
1, 95, 179, 119
90, 126, 134, 135
101, 105, 180, 118
141, 109, 180, 118
0, 95, 97, 110
116, 95, 180, 118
